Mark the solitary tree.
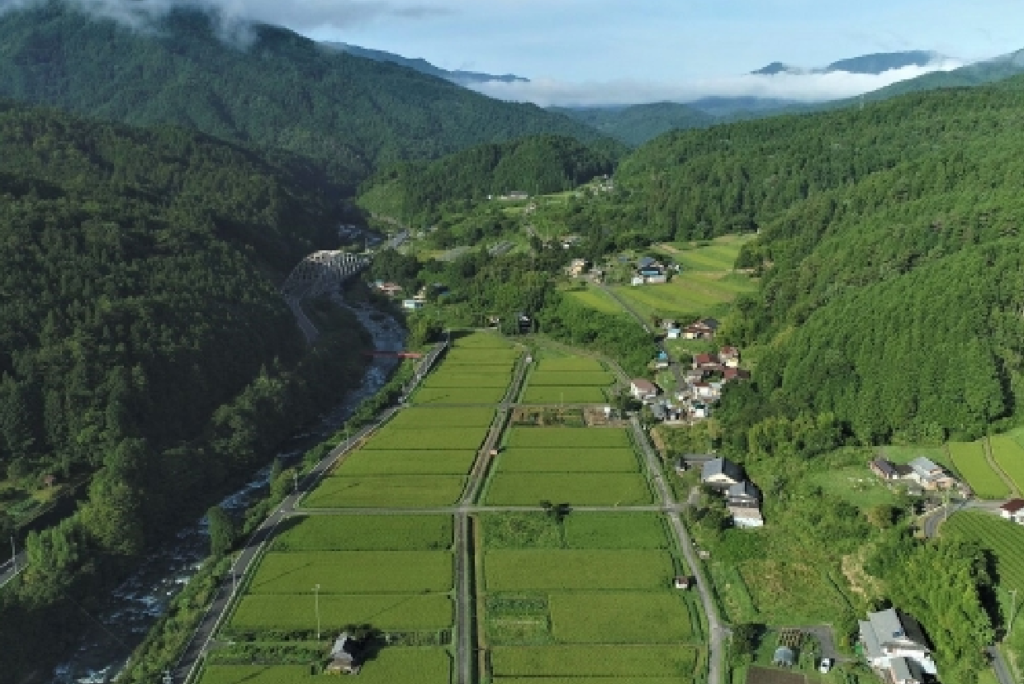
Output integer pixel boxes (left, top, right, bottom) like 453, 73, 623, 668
207, 505, 237, 557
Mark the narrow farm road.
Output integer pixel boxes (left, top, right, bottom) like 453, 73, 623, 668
987, 646, 1017, 684
632, 404, 723, 684
174, 339, 449, 683
594, 281, 684, 391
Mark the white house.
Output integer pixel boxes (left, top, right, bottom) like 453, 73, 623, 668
1000, 499, 1024, 524
630, 378, 659, 402
859, 608, 937, 676
729, 505, 764, 528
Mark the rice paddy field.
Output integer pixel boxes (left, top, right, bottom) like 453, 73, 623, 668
336, 449, 478, 476
478, 511, 702, 683
520, 354, 616, 405
988, 435, 1024, 493
520, 386, 608, 404
199, 649, 452, 684
303, 474, 468, 508
506, 428, 632, 449
564, 286, 624, 314
272, 515, 452, 552
948, 441, 1010, 499
485, 472, 653, 506
944, 511, 1024, 598
497, 447, 641, 473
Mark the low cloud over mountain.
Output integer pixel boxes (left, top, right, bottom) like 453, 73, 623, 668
471, 58, 965, 108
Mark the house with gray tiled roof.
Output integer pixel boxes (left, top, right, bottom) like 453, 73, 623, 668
859, 608, 936, 678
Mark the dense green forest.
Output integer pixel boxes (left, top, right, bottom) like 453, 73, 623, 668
548, 78, 1024, 443
0, 101, 372, 681
551, 103, 716, 147
358, 135, 617, 223
0, 2, 614, 190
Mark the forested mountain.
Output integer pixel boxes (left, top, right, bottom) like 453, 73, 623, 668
0, 100, 371, 677
0, 2, 609, 190
358, 135, 617, 222
321, 42, 529, 86
552, 103, 716, 146
604, 76, 1024, 443
752, 50, 942, 75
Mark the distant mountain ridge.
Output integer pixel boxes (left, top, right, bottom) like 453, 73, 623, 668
0, 2, 608, 191
751, 50, 945, 75
321, 42, 529, 86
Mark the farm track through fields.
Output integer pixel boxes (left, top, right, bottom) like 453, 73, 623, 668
181, 332, 721, 684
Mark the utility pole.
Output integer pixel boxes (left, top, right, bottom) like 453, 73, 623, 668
313, 584, 322, 641
293, 470, 299, 494
10, 535, 16, 574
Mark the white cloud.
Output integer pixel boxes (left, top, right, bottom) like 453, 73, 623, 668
469, 59, 965, 108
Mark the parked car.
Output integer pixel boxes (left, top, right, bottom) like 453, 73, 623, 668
819, 658, 833, 674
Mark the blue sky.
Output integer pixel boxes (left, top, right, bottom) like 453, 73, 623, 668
32, 0, 1024, 105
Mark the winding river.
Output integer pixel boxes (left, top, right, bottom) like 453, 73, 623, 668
53, 300, 405, 684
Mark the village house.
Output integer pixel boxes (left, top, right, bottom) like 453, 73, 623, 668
719, 346, 740, 367
402, 299, 425, 310
683, 318, 720, 340
870, 457, 900, 481
673, 575, 691, 590
1000, 499, 1024, 524
326, 632, 362, 675
630, 378, 659, 402
692, 353, 721, 371
726, 480, 761, 508
691, 402, 711, 419
729, 505, 764, 528
701, 457, 744, 489
859, 608, 937, 678
722, 368, 751, 383
666, 326, 683, 339
567, 258, 589, 277
907, 457, 958, 490
374, 281, 404, 297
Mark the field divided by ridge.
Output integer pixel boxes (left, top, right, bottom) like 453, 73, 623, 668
948, 441, 1010, 499
477, 511, 701, 682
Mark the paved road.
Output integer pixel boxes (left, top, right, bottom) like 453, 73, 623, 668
285, 295, 319, 345
0, 551, 27, 589
630, 416, 722, 684
988, 646, 1017, 684
922, 499, 1005, 538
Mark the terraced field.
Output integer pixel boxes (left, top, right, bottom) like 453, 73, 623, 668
948, 441, 1010, 499
989, 435, 1024, 493
943, 512, 1024, 612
